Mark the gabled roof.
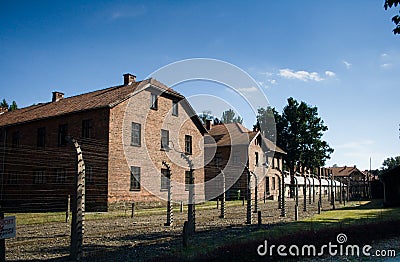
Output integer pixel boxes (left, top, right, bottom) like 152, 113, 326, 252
261, 136, 286, 155
329, 166, 365, 178
206, 123, 257, 147
0, 78, 207, 134
206, 123, 286, 154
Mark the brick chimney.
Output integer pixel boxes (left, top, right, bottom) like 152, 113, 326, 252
52, 91, 64, 102
124, 73, 136, 85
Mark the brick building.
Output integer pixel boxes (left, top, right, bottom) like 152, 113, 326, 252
204, 122, 286, 201
0, 74, 206, 212
329, 166, 368, 200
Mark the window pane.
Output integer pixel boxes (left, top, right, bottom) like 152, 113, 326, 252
131, 122, 141, 146
172, 101, 178, 116
185, 171, 192, 191
58, 124, 68, 146
161, 129, 169, 149
130, 166, 141, 190
150, 93, 158, 109
161, 168, 170, 190
82, 119, 93, 138
37, 127, 46, 148
185, 135, 192, 155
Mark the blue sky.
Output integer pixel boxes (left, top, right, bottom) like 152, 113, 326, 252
1, 1, 399, 170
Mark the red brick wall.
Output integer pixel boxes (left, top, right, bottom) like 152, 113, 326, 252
108, 87, 205, 206
0, 108, 110, 211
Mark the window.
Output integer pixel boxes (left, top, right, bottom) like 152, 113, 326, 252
185, 135, 192, 155
130, 166, 141, 191
131, 122, 141, 146
185, 170, 192, 191
150, 93, 158, 110
86, 166, 93, 184
215, 152, 222, 167
161, 129, 169, 150
233, 152, 240, 165
7, 173, 17, 185
34, 170, 46, 184
37, 127, 46, 148
255, 152, 259, 166
11, 131, 20, 148
160, 168, 170, 190
265, 177, 270, 194
58, 124, 68, 146
272, 177, 276, 190
172, 101, 178, 116
82, 119, 93, 138
56, 168, 66, 184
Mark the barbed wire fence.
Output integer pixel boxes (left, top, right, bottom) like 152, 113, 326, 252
0, 138, 345, 260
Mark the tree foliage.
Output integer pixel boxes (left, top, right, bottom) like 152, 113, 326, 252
221, 109, 243, 124
0, 99, 18, 111
382, 156, 400, 170
256, 97, 334, 175
253, 106, 278, 143
384, 0, 400, 34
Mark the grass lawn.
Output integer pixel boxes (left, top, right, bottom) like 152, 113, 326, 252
175, 200, 400, 261
7, 200, 244, 225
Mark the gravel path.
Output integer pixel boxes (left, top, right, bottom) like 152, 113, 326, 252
5, 198, 355, 261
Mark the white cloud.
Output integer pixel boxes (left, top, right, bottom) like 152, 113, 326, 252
278, 68, 324, 82
343, 60, 352, 69
325, 71, 336, 77
268, 79, 277, 85
380, 63, 392, 68
236, 86, 259, 93
381, 53, 388, 58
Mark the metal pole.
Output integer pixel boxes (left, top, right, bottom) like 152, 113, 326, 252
253, 174, 258, 214
318, 167, 322, 212
277, 175, 282, 209
280, 172, 286, 217
220, 171, 225, 218
331, 175, 335, 210
246, 168, 252, 224
312, 175, 315, 203
162, 161, 173, 227
188, 170, 195, 234
293, 176, 299, 221
303, 174, 307, 212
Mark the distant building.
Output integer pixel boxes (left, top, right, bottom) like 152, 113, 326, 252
0, 74, 206, 212
204, 122, 286, 201
329, 166, 368, 200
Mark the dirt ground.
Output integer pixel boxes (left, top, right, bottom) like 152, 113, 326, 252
6, 197, 356, 261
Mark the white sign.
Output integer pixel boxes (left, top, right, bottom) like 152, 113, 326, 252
0, 216, 16, 239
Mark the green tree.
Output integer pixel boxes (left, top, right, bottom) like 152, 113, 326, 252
277, 97, 333, 175
9, 101, 18, 111
384, 0, 400, 34
254, 106, 279, 143
0, 99, 18, 111
382, 156, 400, 170
198, 110, 213, 124
221, 109, 243, 124
0, 99, 8, 109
